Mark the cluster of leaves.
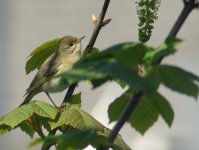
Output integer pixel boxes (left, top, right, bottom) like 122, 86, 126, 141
1, 37, 199, 149
0, 93, 129, 150
136, 0, 161, 42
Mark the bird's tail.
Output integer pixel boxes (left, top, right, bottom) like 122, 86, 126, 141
19, 89, 40, 107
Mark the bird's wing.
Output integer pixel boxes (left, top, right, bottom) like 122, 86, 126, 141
43, 53, 61, 77
25, 53, 60, 94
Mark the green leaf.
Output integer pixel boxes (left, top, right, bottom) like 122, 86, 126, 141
143, 38, 181, 68
25, 38, 60, 74
50, 106, 104, 131
0, 101, 58, 134
32, 101, 58, 119
156, 65, 199, 98
128, 95, 159, 134
108, 90, 132, 123
114, 79, 127, 89
30, 130, 119, 150
108, 90, 174, 134
66, 93, 81, 106
62, 44, 148, 90
20, 121, 35, 138
150, 93, 174, 126
1, 104, 34, 128
0, 124, 12, 135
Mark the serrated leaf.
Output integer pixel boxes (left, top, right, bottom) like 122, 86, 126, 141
50, 106, 104, 131
25, 38, 60, 74
156, 65, 199, 98
150, 93, 174, 126
0, 101, 58, 134
129, 95, 159, 134
108, 90, 132, 123
1, 104, 34, 128
0, 124, 12, 135
67, 93, 81, 106
32, 101, 58, 119
114, 79, 127, 89
20, 121, 35, 138
108, 90, 174, 134
143, 38, 181, 68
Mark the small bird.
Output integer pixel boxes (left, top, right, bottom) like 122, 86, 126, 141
20, 35, 85, 106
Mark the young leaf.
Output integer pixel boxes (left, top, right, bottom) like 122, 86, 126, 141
0, 101, 58, 133
105, 42, 148, 70
0, 104, 34, 128
32, 101, 58, 119
66, 92, 81, 106
108, 90, 174, 134
128, 95, 159, 134
156, 65, 199, 98
114, 79, 127, 89
63, 54, 147, 91
108, 90, 132, 123
25, 38, 60, 74
150, 93, 174, 126
50, 106, 104, 131
20, 121, 35, 138
0, 124, 12, 135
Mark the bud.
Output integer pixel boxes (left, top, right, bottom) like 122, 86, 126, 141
92, 14, 98, 25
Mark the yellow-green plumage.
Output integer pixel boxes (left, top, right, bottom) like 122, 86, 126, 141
20, 35, 84, 106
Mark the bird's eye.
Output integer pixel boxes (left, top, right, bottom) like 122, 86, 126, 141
69, 43, 74, 47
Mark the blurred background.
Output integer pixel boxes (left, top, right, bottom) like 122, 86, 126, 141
0, 0, 199, 149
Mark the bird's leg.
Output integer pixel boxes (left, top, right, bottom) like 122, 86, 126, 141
45, 92, 57, 108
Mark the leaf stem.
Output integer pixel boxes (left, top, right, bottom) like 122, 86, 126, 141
106, 0, 198, 146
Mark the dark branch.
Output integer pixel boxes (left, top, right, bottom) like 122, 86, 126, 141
41, 0, 111, 150
168, 0, 196, 39
85, 0, 111, 54
106, 0, 198, 146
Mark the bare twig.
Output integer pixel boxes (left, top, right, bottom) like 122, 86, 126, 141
106, 0, 198, 146
84, 0, 111, 54
41, 0, 111, 150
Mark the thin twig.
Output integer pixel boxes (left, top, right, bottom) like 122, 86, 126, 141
41, 0, 111, 150
106, 0, 198, 146
85, 0, 111, 54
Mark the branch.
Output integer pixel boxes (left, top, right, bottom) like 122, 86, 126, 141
84, 0, 111, 54
106, 0, 198, 145
41, 0, 111, 150
168, 0, 196, 38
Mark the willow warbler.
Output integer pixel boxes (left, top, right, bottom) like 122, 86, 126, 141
20, 35, 85, 106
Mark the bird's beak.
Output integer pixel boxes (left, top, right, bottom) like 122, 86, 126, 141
78, 36, 86, 42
